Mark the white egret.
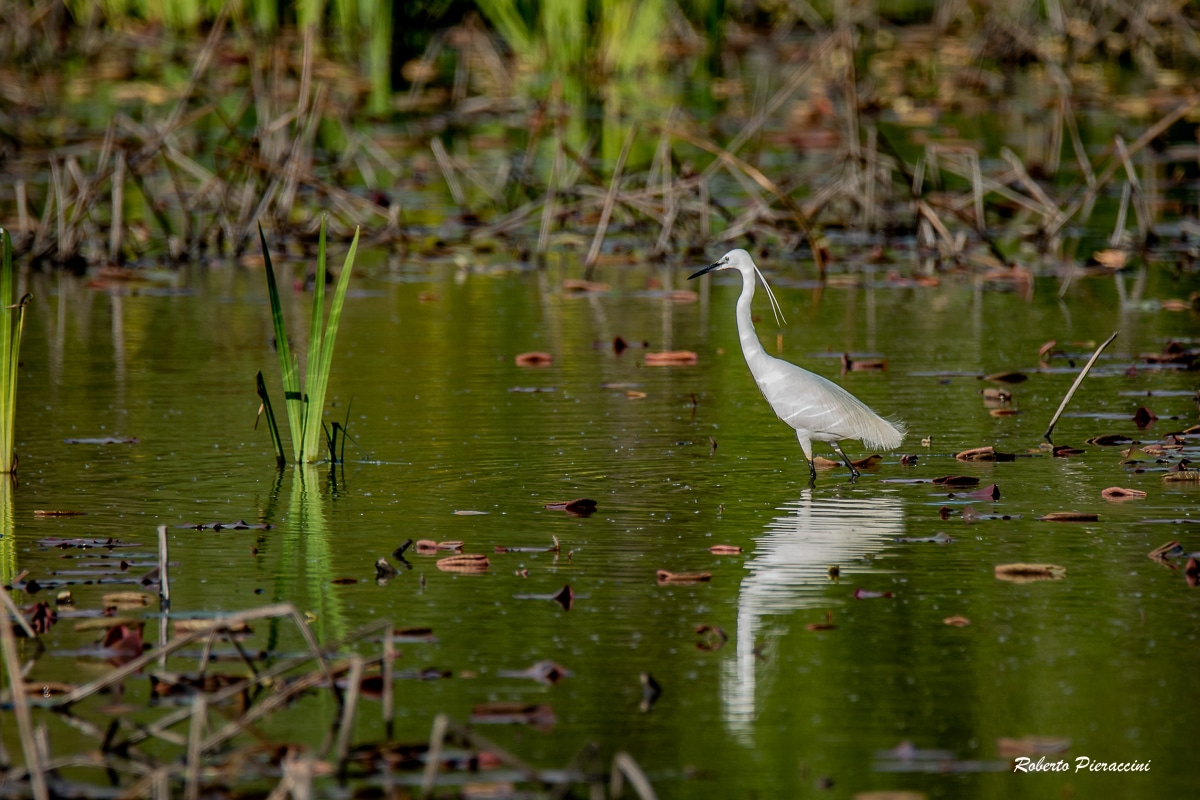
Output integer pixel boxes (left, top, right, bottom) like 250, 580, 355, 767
689, 249, 905, 483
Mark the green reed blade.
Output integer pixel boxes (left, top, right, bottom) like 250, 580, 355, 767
303, 225, 359, 462
255, 371, 286, 468
300, 220, 329, 461
0, 228, 13, 473
259, 224, 303, 464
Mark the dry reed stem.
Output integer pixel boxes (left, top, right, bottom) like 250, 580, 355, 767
611, 751, 658, 799
0, 583, 37, 639
584, 122, 639, 277
332, 655, 364, 766
1044, 331, 1120, 443
0, 596, 49, 799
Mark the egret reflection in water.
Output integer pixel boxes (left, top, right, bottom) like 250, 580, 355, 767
722, 490, 906, 739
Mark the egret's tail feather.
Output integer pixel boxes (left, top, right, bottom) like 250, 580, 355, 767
859, 415, 906, 452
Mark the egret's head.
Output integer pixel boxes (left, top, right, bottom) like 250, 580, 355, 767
688, 249, 751, 280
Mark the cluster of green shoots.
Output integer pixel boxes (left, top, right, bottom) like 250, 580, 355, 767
256, 220, 360, 468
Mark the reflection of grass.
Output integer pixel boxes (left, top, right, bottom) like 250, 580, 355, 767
0, 229, 30, 475
259, 220, 360, 465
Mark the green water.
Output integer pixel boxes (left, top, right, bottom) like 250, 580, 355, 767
1, 255, 1198, 797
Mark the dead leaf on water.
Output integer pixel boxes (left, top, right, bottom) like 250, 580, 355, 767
1087, 434, 1132, 446
932, 475, 979, 487
1053, 445, 1085, 456
416, 540, 464, 554
1132, 407, 1159, 428
995, 563, 1066, 582
958, 483, 1000, 501
709, 545, 743, 555
33, 510, 87, 517
805, 611, 837, 631
1038, 511, 1098, 522
1101, 486, 1147, 501
331, 577, 358, 585
544, 498, 597, 516
74, 616, 140, 632
452, 510, 488, 516
956, 446, 1016, 461
656, 570, 711, 585
497, 660, 572, 684
1147, 540, 1183, 560
1092, 249, 1127, 269
853, 588, 894, 599
695, 624, 728, 651
943, 616, 970, 627
644, 350, 698, 366
811, 456, 841, 469
852, 454, 883, 468
562, 278, 609, 293
436, 554, 490, 573
982, 387, 1012, 402
102, 591, 154, 608
514, 352, 553, 366
470, 702, 556, 729
1162, 470, 1200, 482
173, 619, 252, 634
982, 371, 1028, 384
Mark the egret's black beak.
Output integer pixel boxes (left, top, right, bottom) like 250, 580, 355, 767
688, 260, 723, 280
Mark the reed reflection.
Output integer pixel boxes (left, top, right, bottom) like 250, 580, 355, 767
723, 489, 905, 738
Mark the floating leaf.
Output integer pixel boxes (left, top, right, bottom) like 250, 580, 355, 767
331, 577, 358, 585
639, 672, 661, 713
33, 510, 86, 517
544, 498, 596, 516
514, 352, 553, 366
841, 353, 888, 371
695, 624, 728, 651
895, 533, 955, 544
982, 387, 1013, 402
178, 520, 272, 531
1093, 249, 1127, 269
1053, 445, 1085, 456
436, 554, 490, 573
899, 454, 919, 465
1163, 470, 1200, 482
644, 350, 698, 366
932, 475, 979, 487
1038, 512, 1098, 522
989, 408, 1020, 416
853, 588, 894, 599
64, 437, 139, 445
470, 702, 556, 728
497, 660, 572, 684
958, 484, 1000, 501
708, 545, 743, 555
943, 616, 971, 627
416, 540, 464, 554
955, 446, 1015, 462
173, 619, 252, 634
995, 563, 1066, 582
1148, 540, 1183, 560
452, 510, 488, 516
851, 454, 883, 469
1087, 434, 1132, 446
102, 592, 154, 608
1132, 407, 1159, 428
75, 616, 140, 632
656, 570, 711, 585
806, 611, 837, 631
563, 278, 608, 293
1101, 486, 1147, 501
982, 371, 1028, 384
375, 558, 398, 579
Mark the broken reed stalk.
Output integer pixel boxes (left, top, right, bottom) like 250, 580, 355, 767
1043, 331, 1119, 444
184, 695, 207, 800
611, 751, 658, 800
583, 121, 639, 279
420, 713, 449, 798
0, 588, 36, 638
157, 524, 170, 606
0, 595, 50, 800
382, 627, 395, 738
333, 655, 365, 767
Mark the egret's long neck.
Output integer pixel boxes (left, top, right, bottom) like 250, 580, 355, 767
735, 268, 767, 365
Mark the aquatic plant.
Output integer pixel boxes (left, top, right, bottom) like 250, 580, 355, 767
258, 219, 360, 465
0, 229, 30, 475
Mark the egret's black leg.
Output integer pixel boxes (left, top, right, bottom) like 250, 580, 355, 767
807, 457, 817, 487
831, 442, 859, 479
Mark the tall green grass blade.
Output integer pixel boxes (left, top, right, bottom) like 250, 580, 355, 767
300, 221, 330, 461
0, 228, 22, 475
302, 225, 359, 462
259, 224, 304, 464
255, 371, 287, 468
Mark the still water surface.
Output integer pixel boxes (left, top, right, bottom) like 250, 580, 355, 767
3, 254, 1198, 797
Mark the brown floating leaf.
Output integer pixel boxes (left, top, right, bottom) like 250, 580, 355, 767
331, 577, 358, 585
853, 588, 894, 600
498, 660, 572, 684
695, 624, 728, 651
1053, 445, 1085, 456
375, 558, 398, 578
943, 616, 971, 627
75, 616, 140, 632
1187, 558, 1199, 587
899, 454, 918, 466
562, 278, 609, 293
709, 545, 743, 555
805, 611, 837, 631
551, 584, 574, 611
995, 563, 1066, 582
841, 353, 888, 371
982, 387, 1013, 402
656, 570, 712, 585
452, 510, 488, 516
23, 681, 76, 697
416, 540, 464, 554
1132, 407, 1159, 428
625, 390, 647, 400
173, 619, 252, 634
811, 456, 841, 470
644, 350, 698, 366
1148, 540, 1183, 560
436, 554, 490, 573
982, 371, 1028, 384
1038, 512, 1098, 522
1101, 486, 1147, 501
851, 454, 883, 469
469, 702, 556, 728
1087, 434, 1132, 446
102, 592, 154, 608
515, 352, 553, 366
932, 475, 979, 487
544, 498, 597, 515
1162, 470, 1200, 482
33, 510, 86, 517
960, 484, 1000, 501
955, 446, 1016, 462
989, 408, 1020, 417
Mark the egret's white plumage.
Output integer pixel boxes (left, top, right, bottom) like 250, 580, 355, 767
690, 249, 905, 482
